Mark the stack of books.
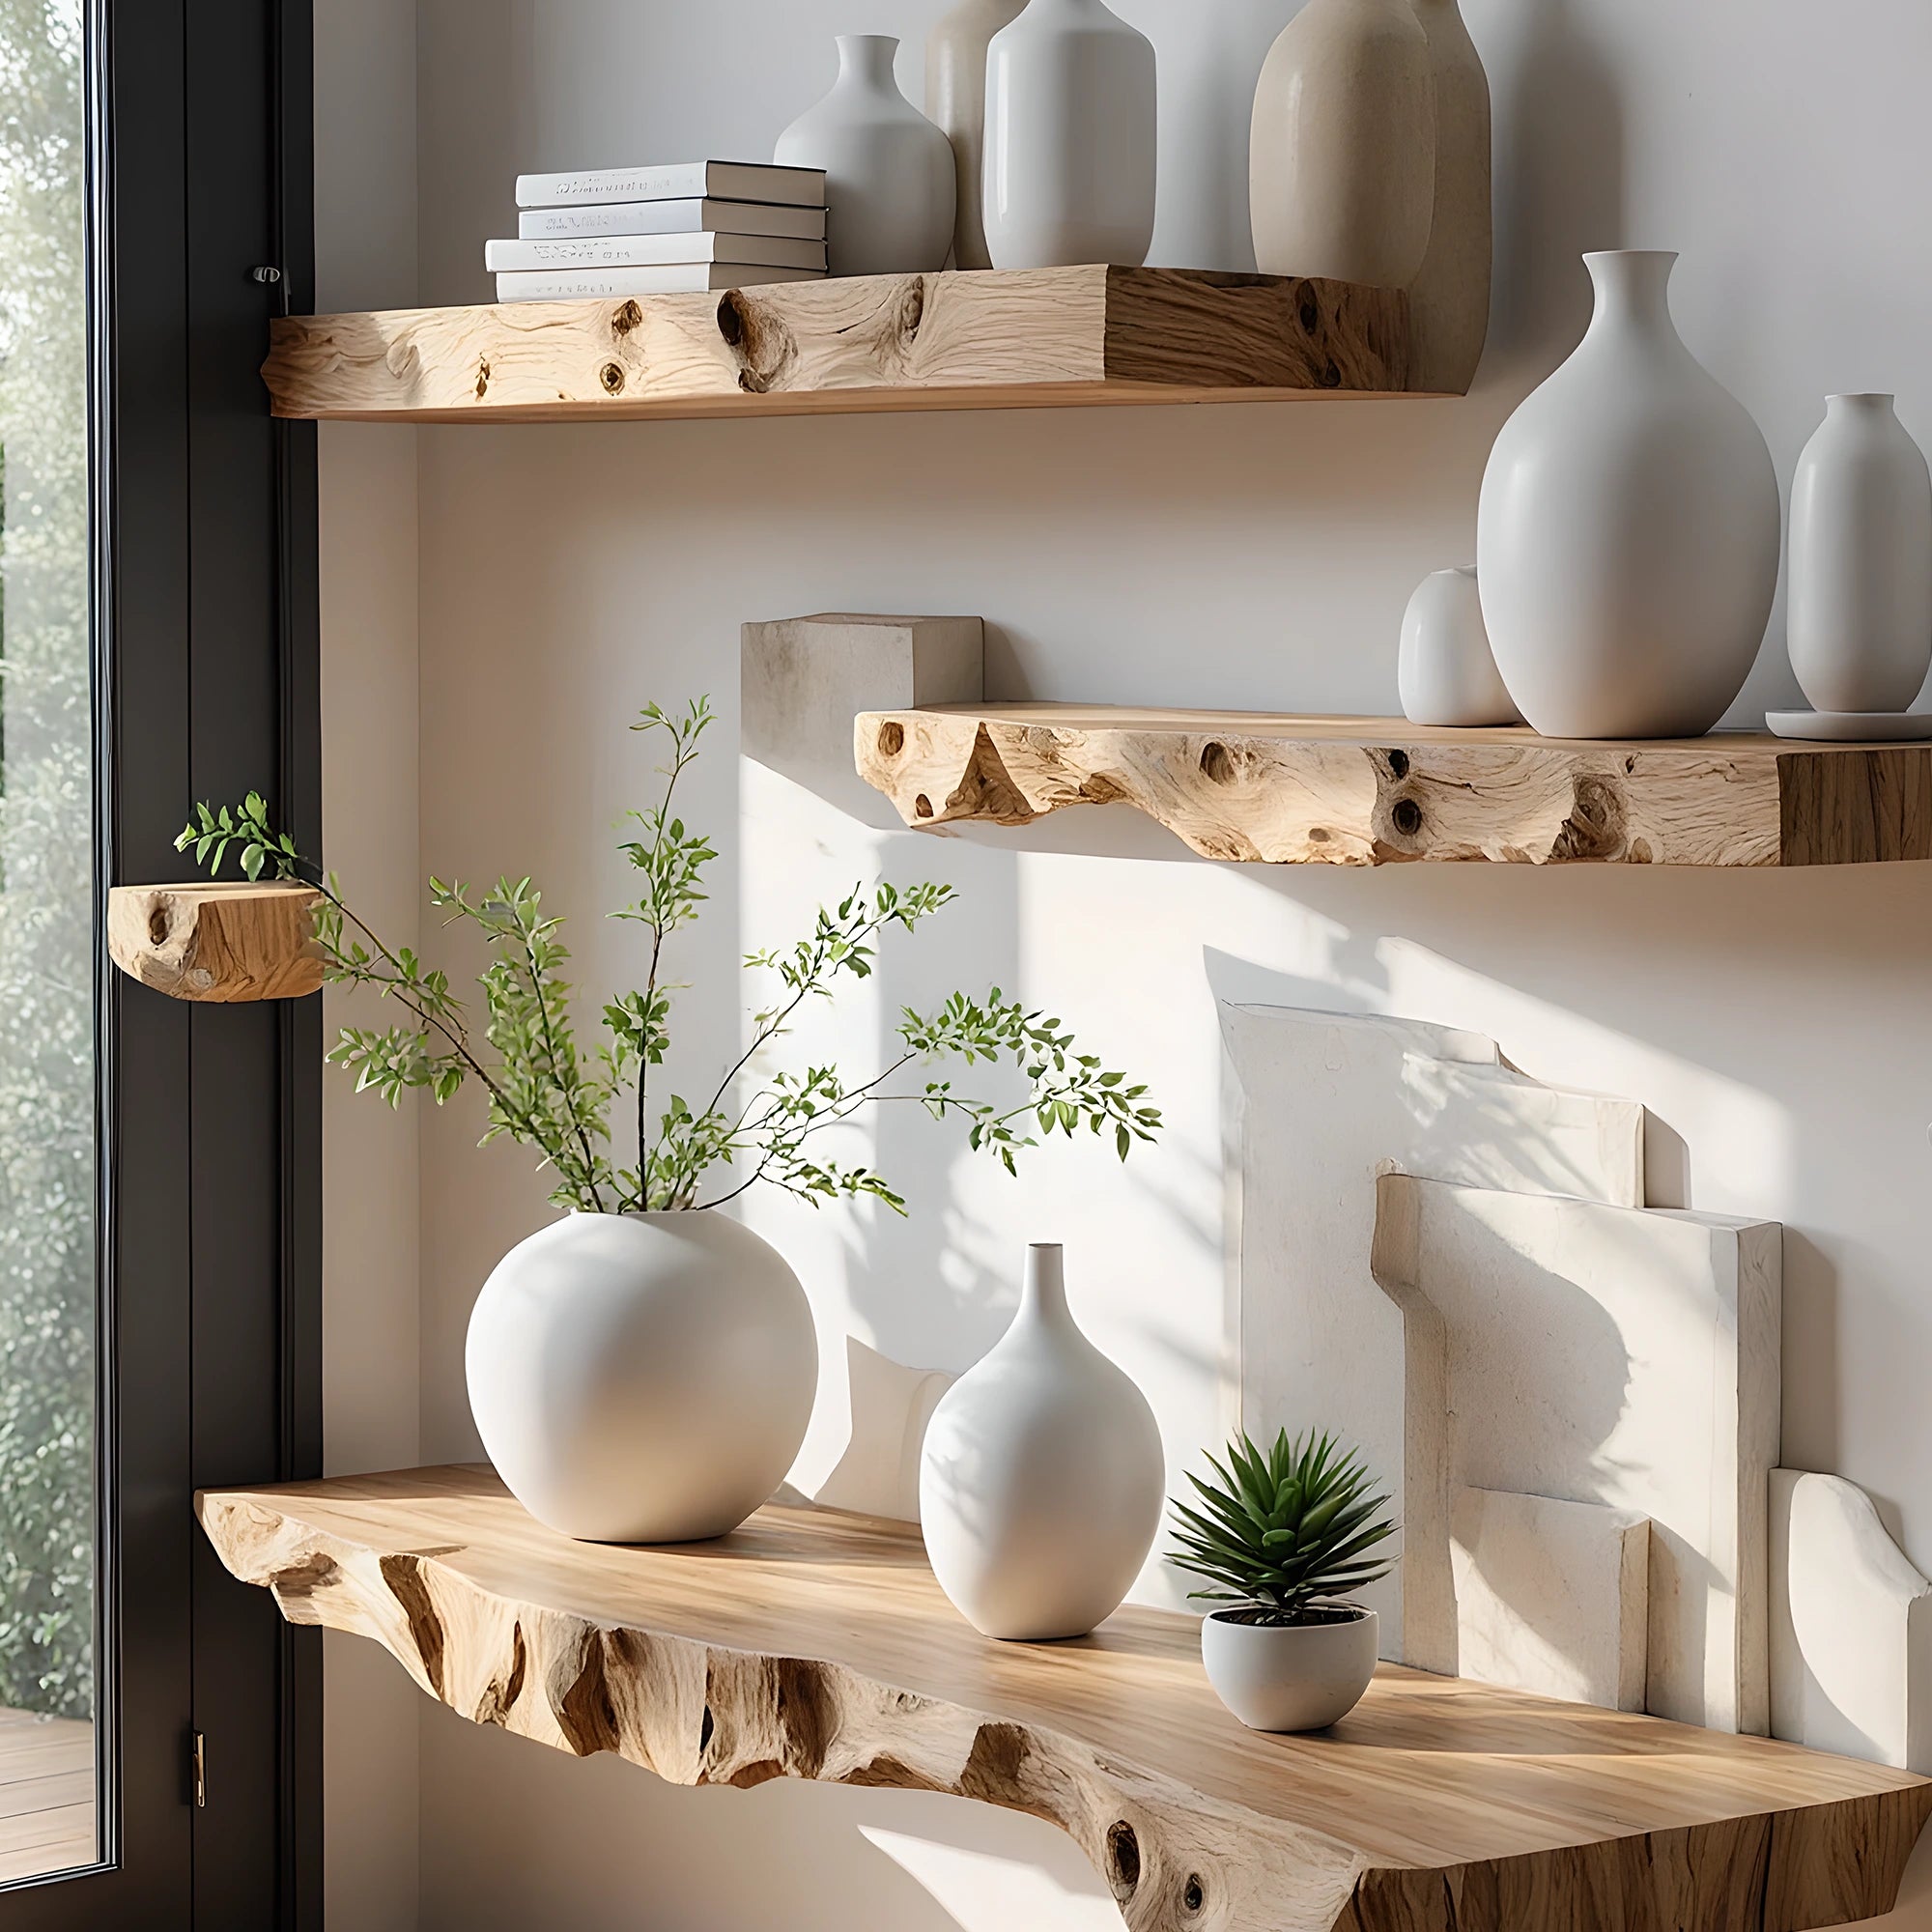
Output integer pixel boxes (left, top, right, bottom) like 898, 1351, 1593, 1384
487, 160, 830, 303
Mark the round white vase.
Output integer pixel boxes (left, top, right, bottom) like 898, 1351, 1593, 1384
466, 1211, 817, 1545
926, 0, 1030, 270
983, 0, 1157, 270
1476, 251, 1780, 740
1250, 0, 1436, 287
776, 36, 956, 277
1201, 1606, 1378, 1733
1788, 394, 1932, 714
1399, 566, 1520, 727
920, 1244, 1164, 1641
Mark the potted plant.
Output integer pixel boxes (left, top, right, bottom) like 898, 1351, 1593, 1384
1170, 1428, 1398, 1731
177, 698, 1160, 1546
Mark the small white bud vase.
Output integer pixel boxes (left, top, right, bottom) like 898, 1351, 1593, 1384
1475, 251, 1780, 739
925, 0, 1030, 270
1398, 567, 1520, 727
466, 1211, 818, 1545
1250, 0, 1436, 288
776, 36, 956, 277
1788, 395, 1932, 714
920, 1244, 1164, 1641
982, 0, 1157, 270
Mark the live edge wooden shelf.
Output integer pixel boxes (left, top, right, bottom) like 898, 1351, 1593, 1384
260, 267, 1430, 424
856, 706, 1932, 867
198, 1466, 1930, 1932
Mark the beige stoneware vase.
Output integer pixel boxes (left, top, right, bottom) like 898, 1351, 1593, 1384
1408, 0, 1492, 392
926, 0, 1030, 270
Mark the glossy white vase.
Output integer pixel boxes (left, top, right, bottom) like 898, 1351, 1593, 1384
1250, 0, 1436, 288
983, 0, 1157, 270
776, 36, 956, 276
1476, 252, 1780, 739
920, 1244, 1163, 1640
1399, 567, 1520, 726
926, 0, 1030, 270
467, 1212, 817, 1545
1788, 394, 1932, 714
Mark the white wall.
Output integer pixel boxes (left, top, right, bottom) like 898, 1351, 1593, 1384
315, 0, 422, 1925
322, 0, 1932, 1924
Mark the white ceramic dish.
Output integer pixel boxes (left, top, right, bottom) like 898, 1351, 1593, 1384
1765, 710, 1932, 742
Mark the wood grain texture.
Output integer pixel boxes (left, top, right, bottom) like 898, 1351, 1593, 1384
261, 268, 1421, 425
107, 883, 324, 1002
197, 1466, 1932, 1932
855, 706, 1932, 867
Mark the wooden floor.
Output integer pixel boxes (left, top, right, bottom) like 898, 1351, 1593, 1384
0, 1708, 95, 1884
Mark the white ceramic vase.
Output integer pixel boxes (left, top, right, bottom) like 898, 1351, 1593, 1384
1399, 566, 1520, 727
467, 1211, 818, 1545
776, 36, 956, 277
1476, 252, 1780, 739
1202, 1606, 1378, 1732
1250, 0, 1436, 288
920, 1244, 1163, 1640
983, 0, 1157, 270
1788, 394, 1932, 714
1407, 0, 1491, 393
926, 0, 1030, 270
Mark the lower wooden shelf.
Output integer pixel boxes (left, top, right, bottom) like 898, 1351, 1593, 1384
199, 1465, 1931, 1932
856, 706, 1932, 866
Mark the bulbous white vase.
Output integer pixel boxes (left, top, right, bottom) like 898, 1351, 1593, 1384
1250, 0, 1436, 288
920, 1244, 1163, 1640
1788, 394, 1932, 713
1399, 566, 1520, 727
1476, 251, 1780, 740
776, 36, 956, 277
983, 0, 1157, 270
467, 1211, 817, 1545
926, 0, 1030, 270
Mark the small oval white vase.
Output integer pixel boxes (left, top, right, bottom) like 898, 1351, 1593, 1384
983, 0, 1157, 270
776, 36, 956, 277
926, 0, 1030, 270
467, 1211, 817, 1545
920, 1244, 1163, 1640
1788, 394, 1932, 714
1476, 251, 1780, 739
1250, 0, 1436, 287
1399, 567, 1520, 727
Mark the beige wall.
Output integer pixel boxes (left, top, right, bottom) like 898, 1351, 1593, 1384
313, 0, 1932, 1923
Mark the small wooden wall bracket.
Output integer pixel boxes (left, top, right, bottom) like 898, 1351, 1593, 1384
107, 882, 325, 1003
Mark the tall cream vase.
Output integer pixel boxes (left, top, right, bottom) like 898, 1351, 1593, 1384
1250, 0, 1436, 289
926, 0, 1030, 270
1408, 0, 1492, 392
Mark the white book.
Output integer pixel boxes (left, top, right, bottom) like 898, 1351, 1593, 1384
519, 198, 827, 242
515, 161, 826, 211
486, 233, 827, 273
495, 264, 826, 302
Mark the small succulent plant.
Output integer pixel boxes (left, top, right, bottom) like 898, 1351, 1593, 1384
1169, 1429, 1398, 1627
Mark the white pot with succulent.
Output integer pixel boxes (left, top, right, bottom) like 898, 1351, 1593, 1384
177, 701, 1160, 1547
1172, 1429, 1399, 1733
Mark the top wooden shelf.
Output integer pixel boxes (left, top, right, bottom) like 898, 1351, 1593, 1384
856, 705, 1932, 867
261, 266, 1432, 424
199, 1465, 1931, 1932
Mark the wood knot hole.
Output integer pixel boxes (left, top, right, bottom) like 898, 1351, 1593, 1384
1199, 741, 1236, 784
699, 1704, 714, 1753
1106, 1822, 1140, 1895
1387, 750, 1410, 779
716, 292, 746, 347
600, 361, 625, 395
611, 298, 643, 336
877, 722, 905, 757
914, 793, 934, 820
474, 358, 490, 400
1184, 1875, 1206, 1914
147, 906, 171, 946
1298, 293, 1320, 333
1320, 359, 1342, 389
1392, 798, 1424, 837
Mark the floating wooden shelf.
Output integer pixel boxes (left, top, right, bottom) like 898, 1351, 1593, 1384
856, 706, 1932, 867
107, 883, 323, 1003
199, 1466, 1931, 1932
261, 267, 1429, 425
